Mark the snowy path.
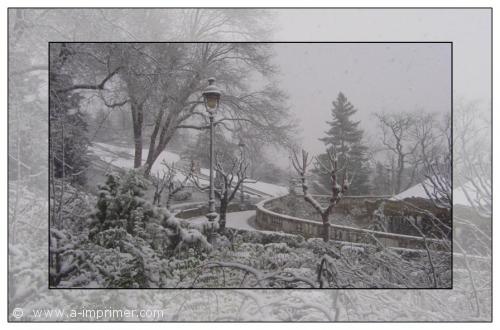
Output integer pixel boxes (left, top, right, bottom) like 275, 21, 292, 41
187, 210, 257, 231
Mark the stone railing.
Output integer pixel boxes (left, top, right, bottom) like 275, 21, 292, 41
255, 196, 449, 250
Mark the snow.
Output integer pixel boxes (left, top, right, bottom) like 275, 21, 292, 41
188, 210, 257, 231
89, 142, 206, 184
388, 175, 490, 208
199, 168, 287, 197
89, 142, 180, 172
244, 181, 288, 197
389, 177, 446, 201
389, 181, 431, 201
90, 142, 287, 197
186, 211, 298, 237
388, 176, 490, 208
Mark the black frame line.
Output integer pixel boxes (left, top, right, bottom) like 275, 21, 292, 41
5, 7, 492, 323
46, 41, 453, 290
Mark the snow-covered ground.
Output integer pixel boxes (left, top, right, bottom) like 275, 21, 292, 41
89, 142, 287, 197
186, 210, 297, 237
90, 142, 180, 170
198, 168, 288, 197
188, 210, 257, 231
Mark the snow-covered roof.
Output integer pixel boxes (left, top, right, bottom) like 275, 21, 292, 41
389, 179, 435, 201
389, 176, 490, 208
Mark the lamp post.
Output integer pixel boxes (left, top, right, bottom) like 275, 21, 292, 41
202, 78, 221, 231
238, 141, 246, 207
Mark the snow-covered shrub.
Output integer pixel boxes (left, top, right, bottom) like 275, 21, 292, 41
49, 180, 96, 287
47, 170, 451, 289
171, 190, 192, 201
89, 171, 154, 238
89, 171, 191, 255
49, 170, 213, 288
231, 229, 305, 247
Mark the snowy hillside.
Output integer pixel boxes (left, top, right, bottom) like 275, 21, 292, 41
89, 142, 287, 197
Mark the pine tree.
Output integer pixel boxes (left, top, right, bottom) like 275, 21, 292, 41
316, 92, 371, 195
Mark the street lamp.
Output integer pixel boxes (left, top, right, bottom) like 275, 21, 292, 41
202, 78, 221, 228
238, 141, 246, 207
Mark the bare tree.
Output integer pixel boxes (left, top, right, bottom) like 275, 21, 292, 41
151, 160, 192, 210
375, 112, 419, 194
421, 114, 452, 209
290, 148, 350, 242
375, 111, 450, 196
454, 103, 491, 218
189, 149, 252, 232
213, 151, 251, 231
57, 42, 293, 177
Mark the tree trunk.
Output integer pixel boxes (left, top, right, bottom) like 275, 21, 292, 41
396, 154, 404, 193
153, 191, 161, 206
133, 132, 142, 168
144, 132, 174, 176
322, 213, 330, 242
131, 102, 143, 168
165, 192, 173, 210
144, 110, 164, 171
218, 199, 228, 232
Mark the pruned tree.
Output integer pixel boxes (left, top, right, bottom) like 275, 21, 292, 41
189, 149, 252, 232
151, 160, 192, 210
213, 151, 251, 231
291, 148, 351, 242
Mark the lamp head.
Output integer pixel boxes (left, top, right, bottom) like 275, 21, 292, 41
202, 78, 221, 112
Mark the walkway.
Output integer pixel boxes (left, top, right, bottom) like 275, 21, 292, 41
187, 210, 257, 231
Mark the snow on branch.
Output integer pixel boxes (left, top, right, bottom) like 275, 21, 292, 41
290, 148, 351, 242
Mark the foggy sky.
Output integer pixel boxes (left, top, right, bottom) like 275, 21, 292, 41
271, 43, 451, 155
269, 9, 490, 158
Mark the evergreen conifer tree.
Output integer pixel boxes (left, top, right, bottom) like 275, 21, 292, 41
316, 92, 371, 195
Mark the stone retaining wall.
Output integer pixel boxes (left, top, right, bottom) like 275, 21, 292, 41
255, 195, 448, 250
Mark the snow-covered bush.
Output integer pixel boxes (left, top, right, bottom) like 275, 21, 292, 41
47, 170, 451, 289
48, 170, 213, 288
171, 190, 192, 202
89, 171, 152, 237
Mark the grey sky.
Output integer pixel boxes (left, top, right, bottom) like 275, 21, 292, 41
274, 9, 490, 101
271, 43, 451, 155
263, 9, 490, 161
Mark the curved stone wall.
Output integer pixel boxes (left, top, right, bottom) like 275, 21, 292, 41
255, 195, 448, 250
